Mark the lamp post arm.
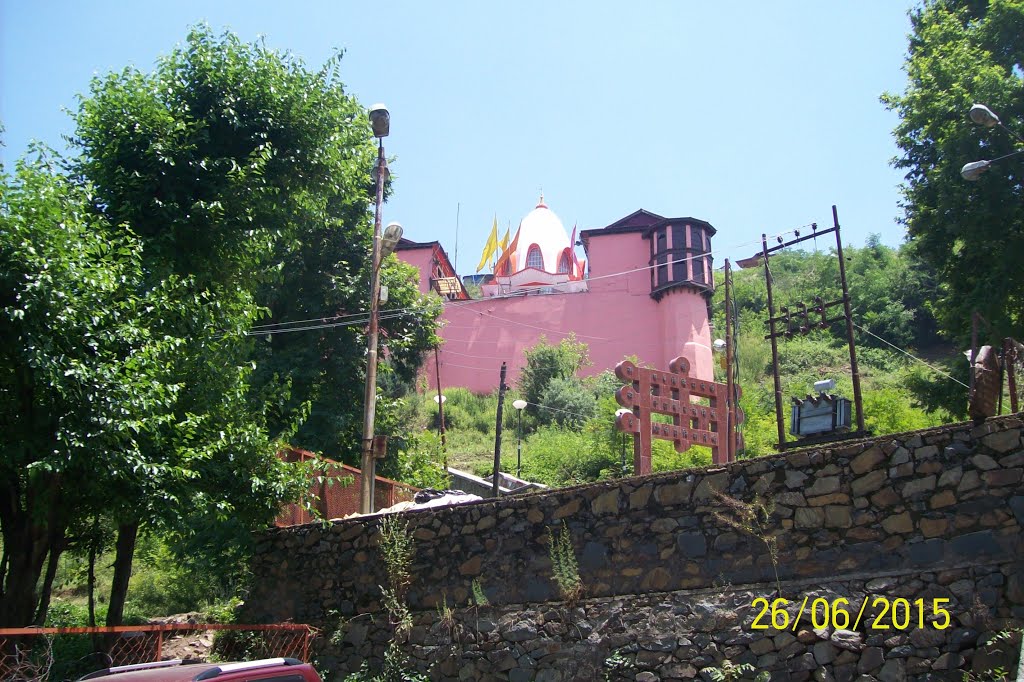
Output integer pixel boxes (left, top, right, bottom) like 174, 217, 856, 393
991, 147, 1024, 164
998, 121, 1024, 146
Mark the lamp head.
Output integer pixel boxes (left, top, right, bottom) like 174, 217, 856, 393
380, 222, 404, 258
368, 103, 390, 138
961, 160, 991, 181
512, 399, 527, 410
969, 104, 1000, 128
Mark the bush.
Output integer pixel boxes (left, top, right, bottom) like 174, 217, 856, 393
652, 443, 711, 472
537, 377, 597, 430
436, 388, 495, 434
863, 387, 933, 437
379, 431, 449, 491
519, 335, 590, 416
520, 426, 618, 486
43, 598, 148, 681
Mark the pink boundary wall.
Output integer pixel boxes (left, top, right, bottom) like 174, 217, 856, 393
398, 225, 714, 395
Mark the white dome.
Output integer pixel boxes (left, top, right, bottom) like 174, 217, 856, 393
513, 195, 571, 274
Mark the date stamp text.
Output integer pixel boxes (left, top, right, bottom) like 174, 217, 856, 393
750, 596, 951, 631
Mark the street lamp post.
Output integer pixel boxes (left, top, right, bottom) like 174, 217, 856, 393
433, 393, 447, 445
360, 104, 404, 515
962, 103, 1024, 181
615, 408, 631, 475
512, 399, 527, 477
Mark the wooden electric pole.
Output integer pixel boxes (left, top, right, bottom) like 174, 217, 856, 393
492, 362, 508, 497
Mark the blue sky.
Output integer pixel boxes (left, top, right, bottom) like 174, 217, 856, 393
2, 1, 918, 269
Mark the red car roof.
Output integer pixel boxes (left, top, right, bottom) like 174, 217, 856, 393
78, 658, 319, 682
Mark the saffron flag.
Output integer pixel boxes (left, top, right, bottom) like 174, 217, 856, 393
493, 224, 521, 275
499, 228, 510, 255
476, 217, 499, 273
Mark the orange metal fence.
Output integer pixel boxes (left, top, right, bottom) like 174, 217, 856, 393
0, 623, 315, 681
277, 448, 418, 525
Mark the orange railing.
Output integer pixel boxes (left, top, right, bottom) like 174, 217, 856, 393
278, 448, 418, 524
0, 622, 315, 681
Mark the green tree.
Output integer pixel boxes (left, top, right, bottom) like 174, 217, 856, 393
518, 335, 590, 423
537, 377, 597, 430
718, 242, 939, 352
883, 0, 1024, 342
72, 25, 441, 464
0, 153, 294, 627
67, 26, 440, 624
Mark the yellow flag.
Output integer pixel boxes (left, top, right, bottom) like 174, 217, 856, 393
499, 228, 510, 255
476, 216, 499, 272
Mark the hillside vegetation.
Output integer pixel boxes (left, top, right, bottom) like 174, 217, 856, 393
417, 237, 967, 487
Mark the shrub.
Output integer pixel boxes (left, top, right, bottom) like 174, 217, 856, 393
519, 335, 590, 416
379, 431, 448, 491
521, 426, 618, 486
537, 377, 597, 430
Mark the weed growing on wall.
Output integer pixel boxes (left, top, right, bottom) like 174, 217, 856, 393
711, 490, 782, 596
470, 578, 489, 607
548, 522, 584, 604
959, 627, 1023, 682
342, 649, 429, 682
434, 593, 460, 646
602, 648, 636, 681
701, 660, 769, 682
378, 515, 415, 639
333, 515, 429, 682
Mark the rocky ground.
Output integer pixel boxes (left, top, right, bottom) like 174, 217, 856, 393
146, 613, 216, 661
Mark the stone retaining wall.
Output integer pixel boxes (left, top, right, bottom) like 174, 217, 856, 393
246, 416, 1024, 681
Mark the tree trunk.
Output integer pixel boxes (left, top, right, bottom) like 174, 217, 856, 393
88, 525, 98, 628
0, 504, 53, 627
105, 521, 139, 627
32, 525, 66, 625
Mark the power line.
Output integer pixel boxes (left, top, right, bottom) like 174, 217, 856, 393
439, 347, 511, 361
448, 305, 610, 342
248, 303, 433, 332
519, 399, 591, 421
235, 221, 815, 338
852, 322, 969, 389
244, 309, 423, 336
436, 359, 502, 372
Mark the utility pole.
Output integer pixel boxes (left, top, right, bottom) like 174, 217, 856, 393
724, 258, 737, 461
492, 362, 507, 497
434, 347, 446, 448
359, 137, 387, 515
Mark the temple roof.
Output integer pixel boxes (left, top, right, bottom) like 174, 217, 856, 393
510, 194, 572, 274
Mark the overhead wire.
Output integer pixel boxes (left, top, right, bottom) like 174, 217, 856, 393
517, 399, 592, 421
437, 347, 511, 361
852, 323, 969, 389
235, 220, 817, 338
245, 309, 423, 336
436, 359, 503, 372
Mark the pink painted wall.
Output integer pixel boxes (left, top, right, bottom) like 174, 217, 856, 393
409, 230, 713, 394
396, 247, 434, 293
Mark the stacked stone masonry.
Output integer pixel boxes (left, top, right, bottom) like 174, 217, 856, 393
247, 415, 1024, 681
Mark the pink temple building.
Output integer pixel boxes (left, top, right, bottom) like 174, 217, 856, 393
395, 196, 717, 394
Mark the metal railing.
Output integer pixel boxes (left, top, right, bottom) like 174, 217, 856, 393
0, 622, 315, 682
